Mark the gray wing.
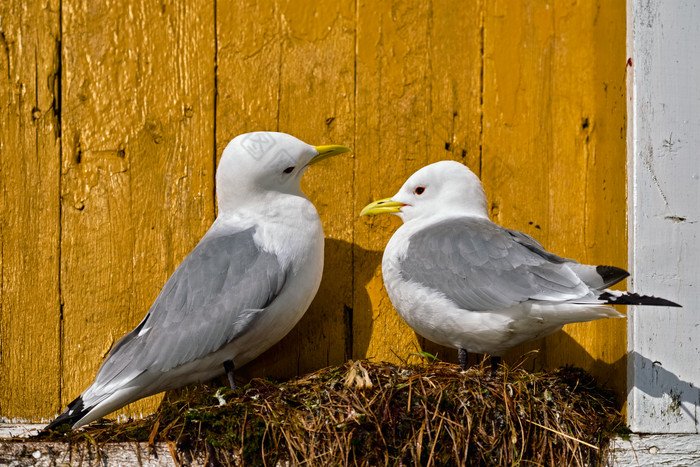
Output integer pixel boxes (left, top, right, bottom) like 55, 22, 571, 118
93, 225, 287, 385
400, 218, 592, 311
504, 228, 573, 264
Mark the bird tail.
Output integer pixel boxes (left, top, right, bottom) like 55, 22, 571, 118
594, 266, 630, 288
569, 264, 630, 289
44, 395, 91, 431
599, 291, 681, 307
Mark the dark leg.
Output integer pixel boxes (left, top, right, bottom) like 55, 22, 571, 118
458, 348, 468, 370
223, 360, 236, 390
490, 356, 502, 375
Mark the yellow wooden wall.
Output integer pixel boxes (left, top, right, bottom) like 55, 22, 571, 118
0, 0, 626, 423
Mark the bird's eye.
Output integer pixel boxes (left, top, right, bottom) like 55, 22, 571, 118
283, 166, 295, 174
414, 186, 426, 195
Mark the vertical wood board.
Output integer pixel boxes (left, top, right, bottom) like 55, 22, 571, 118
483, 0, 627, 402
0, 0, 62, 421
59, 0, 215, 420
627, 0, 700, 433
230, 0, 357, 379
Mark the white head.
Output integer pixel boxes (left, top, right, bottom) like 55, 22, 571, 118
361, 160, 489, 223
216, 132, 351, 212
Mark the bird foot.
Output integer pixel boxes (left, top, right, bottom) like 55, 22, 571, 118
223, 360, 236, 390
458, 348, 468, 371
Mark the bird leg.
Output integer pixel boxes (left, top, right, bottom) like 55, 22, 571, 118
490, 356, 502, 375
458, 348, 468, 370
223, 360, 236, 390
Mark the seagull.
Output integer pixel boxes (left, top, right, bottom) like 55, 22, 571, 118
46, 132, 351, 429
361, 160, 680, 371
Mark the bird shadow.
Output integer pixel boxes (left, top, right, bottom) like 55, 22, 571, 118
501, 332, 700, 420
627, 350, 700, 423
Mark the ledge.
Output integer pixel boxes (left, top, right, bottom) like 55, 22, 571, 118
607, 434, 700, 466
0, 440, 205, 466
3, 431, 700, 466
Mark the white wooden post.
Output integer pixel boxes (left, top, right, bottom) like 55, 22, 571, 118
627, 0, 700, 433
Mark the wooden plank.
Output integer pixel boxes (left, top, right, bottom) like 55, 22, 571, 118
0, 441, 206, 466
0, 0, 62, 421
609, 434, 700, 465
483, 0, 627, 403
232, 0, 357, 379
59, 0, 215, 421
0, 424, 43, 439
562, 0, 627, 401
215, 0, 281, 155
482, 0, 555, 366
354, 0, 483, 365
354, 0, 433, 364
539, 0, 628, 400
628, 0, 700, 433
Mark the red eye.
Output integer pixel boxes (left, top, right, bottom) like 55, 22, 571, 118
283, 166, 295, 174
414, 186, 425, 195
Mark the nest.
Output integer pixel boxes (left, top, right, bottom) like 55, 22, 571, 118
38, 357, 622, 466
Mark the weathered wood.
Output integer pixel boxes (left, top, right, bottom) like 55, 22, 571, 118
0, 0, 62, 421
4, 434, 700, 466
548, 0, 628, 402
483, 0, 627, 403
0, 425, 43, 439
608, 434, 700, 465
0, 441, 206, 466
217, 0, 357, 380
354, 0, 483, 365
272, 0, 356, 374
0, 1, 631, 424
59, 0, 215, 420
354, 0, 432, 363
627, 0, 700, 433
215, 0, 280, 151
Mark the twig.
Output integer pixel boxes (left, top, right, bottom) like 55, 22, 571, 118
527, 420, 599, 450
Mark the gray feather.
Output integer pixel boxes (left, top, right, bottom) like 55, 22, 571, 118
91, 225, 287, 387
401, 218, 592, 311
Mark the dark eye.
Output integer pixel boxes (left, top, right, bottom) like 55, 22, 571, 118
414, 186, 425, 195
283, 166, 295, 174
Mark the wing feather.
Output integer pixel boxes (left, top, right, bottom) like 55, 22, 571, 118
92, 224, 287, 387
401, 218, 593, 311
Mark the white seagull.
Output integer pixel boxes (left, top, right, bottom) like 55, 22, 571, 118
47, 132, 351, 429
361, 161, 680, 370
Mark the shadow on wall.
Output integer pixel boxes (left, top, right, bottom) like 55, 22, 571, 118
235, 238, 382, 380
507, 333, 699, 417
629, 351, 700, 423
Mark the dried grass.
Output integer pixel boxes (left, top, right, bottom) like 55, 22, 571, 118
38, 357, 622, 466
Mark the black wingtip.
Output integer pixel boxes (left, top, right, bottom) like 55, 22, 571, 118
43, 396, 88, 432
600, 291, 682, 308
596, 265, 630, 288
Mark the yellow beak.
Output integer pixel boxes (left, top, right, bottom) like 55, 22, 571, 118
308, 144, 352, 166
360, 197, 405, 216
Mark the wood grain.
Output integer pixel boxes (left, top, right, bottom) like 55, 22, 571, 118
0, 0, 628, 422
483, 0, 627, 403
628, 0, 700, 433
354, 0, 484, 365
0, 0, 62, 421
59, 0, 215, 419
229, 0, 357, 379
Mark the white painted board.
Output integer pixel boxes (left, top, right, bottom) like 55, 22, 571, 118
609, 434, 700, 466
627, 0, 700, 433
